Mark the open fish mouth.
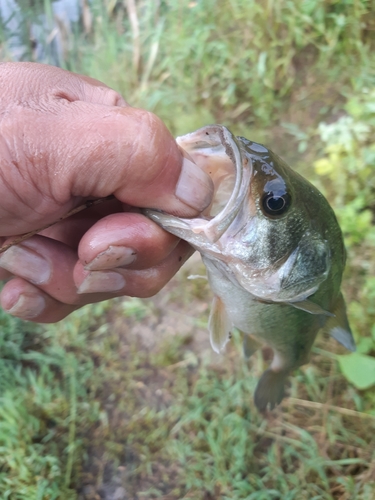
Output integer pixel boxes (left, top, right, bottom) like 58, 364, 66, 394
145, 125, 252, 245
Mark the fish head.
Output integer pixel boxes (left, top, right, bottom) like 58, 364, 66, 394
145, 125, 345, 307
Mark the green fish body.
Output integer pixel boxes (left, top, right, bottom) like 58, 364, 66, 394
146, 125, 355, 411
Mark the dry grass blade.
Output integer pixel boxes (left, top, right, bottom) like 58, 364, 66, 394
125, 0, 140, 76
82, 0, 93, 34
287, 397, 375, 420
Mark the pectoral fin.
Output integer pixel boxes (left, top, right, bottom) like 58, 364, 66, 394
324, 293, 356, 351
288, 299, 334, 317
208, 295, 232, 353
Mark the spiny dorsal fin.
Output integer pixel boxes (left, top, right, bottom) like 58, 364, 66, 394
288, 299, 335, 317
208, 295, 232, 353
324, 292, 356, 352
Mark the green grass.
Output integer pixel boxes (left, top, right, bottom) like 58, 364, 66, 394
0, 303, 113, 499
68, 0, 375, 137
2, 291, 375, 499
0, 0, 375, 498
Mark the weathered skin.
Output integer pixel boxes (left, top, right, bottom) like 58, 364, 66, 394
145, 125, 355, 411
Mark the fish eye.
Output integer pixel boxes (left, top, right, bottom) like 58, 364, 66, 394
262, 192, 291, 217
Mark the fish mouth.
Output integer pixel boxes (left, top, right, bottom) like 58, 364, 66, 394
145, 125, 252, 245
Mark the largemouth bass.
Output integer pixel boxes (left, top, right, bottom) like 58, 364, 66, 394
145, 125, 355, 411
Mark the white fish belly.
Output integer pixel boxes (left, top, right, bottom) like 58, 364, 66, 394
204, 257, 321, 362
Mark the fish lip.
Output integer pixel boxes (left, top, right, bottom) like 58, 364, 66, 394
146, 125, 252, 244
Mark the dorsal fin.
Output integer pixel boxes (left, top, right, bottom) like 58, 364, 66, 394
208, 295, 232, 353
324, 292, 356, 351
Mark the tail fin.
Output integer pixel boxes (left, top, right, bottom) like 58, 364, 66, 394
254, 369, 288, 411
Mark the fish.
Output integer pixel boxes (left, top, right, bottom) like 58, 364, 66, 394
145, 125, 355, 412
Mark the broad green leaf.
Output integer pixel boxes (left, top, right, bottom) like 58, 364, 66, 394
338, 353, 375, 390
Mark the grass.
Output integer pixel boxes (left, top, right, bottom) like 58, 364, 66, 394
72, 0, 375, 137
2, 278, 375, 499
0, 0, 375, 498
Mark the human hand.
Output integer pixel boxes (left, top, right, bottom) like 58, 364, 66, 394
0, 62, 213, 322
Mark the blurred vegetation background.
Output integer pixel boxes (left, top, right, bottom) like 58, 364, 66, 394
0, 0, 375, 498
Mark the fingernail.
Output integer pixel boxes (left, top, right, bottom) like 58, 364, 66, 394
85, 246, 136, 271
77, 270, 126, 294
6, 293, 46, 319
175, 157, 214, 212
0, 244, 51, 285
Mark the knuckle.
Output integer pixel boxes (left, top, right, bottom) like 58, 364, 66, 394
103, 88, 127, 106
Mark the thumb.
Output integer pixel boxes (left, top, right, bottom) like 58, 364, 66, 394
54, 104, 214, 217
0, 63, 214, 236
